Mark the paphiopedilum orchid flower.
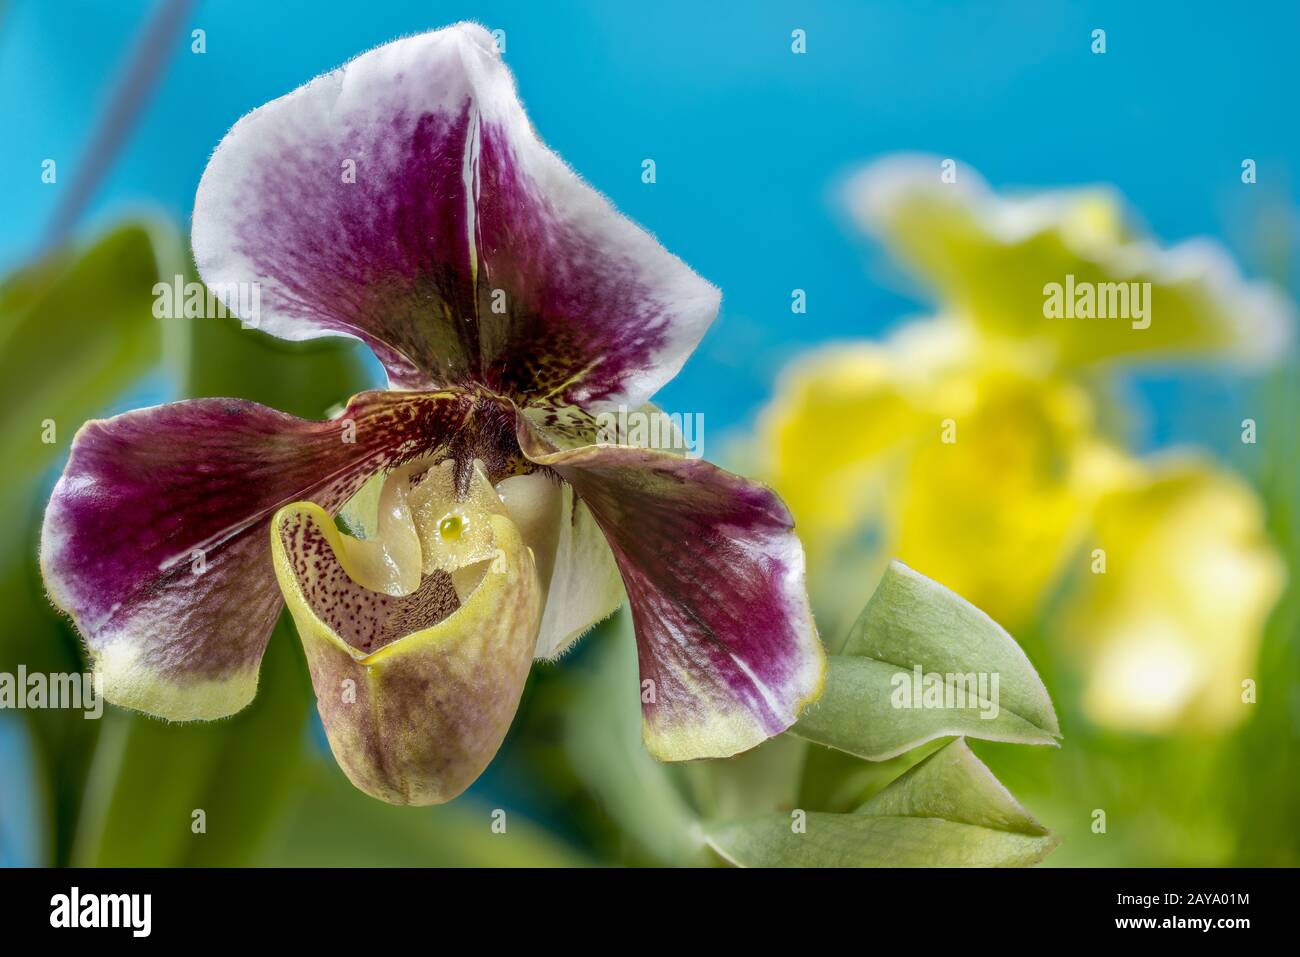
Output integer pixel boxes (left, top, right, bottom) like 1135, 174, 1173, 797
40, 23, 823, 804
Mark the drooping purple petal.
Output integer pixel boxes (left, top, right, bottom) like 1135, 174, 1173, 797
192, 23, 719, 405
40, 391, 469, 720
471, 108, 720, 408
518, 419, 825, 760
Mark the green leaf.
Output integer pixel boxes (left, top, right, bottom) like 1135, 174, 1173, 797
255, 759, 589, 867
689, 734, 806, 821
0, 220, 182, 526
0, 532, 98, 865
705, 739, 1058, 867
174, 306, 371, 419
0, 222, 183, 862
791, 561, 1060, 760
855, 737, 1048, 830
70, 620, 312, 866
564, 614, 709, 866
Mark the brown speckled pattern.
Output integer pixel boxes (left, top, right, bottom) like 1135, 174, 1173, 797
281, 511, 543, 805
42, 390, 471, 687
278, 510, 461, 653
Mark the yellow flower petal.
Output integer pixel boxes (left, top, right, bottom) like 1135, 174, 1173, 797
752, 321, 1104, 635
891, 349, 1104, 629
849, 154, 1293, 368
1059, 457, 1285, 732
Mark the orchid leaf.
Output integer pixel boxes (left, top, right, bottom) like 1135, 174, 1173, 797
0, 220, 180, 527
564, 615, 709, 866
692, 734, 806, 820
256, 759, 588, 867
0, 530, 96, 865
71, 620, 310, 866
705, 738, 1058, 867
793, 655, 1059, 760
791, 561, 1060, 760
0, 222, 181, 864
176, 297, 372, 414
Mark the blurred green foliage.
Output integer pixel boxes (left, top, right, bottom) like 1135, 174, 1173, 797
707, 739, 1058, 867
0, 222, 180, 865
549, 578, 1063, 867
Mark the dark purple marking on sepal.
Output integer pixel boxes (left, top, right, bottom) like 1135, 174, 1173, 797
518, 417, 825, 760
192, 25, 720, 409
40, 390, 469, 716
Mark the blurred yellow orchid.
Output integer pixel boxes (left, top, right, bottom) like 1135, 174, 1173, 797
848, 154, 1293, 369
1057, 456, 1285, 732
751, 156, 1291, 733
756, 321, 1107, 639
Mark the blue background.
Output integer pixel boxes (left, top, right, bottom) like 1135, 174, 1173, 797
3, 0, 1297, 439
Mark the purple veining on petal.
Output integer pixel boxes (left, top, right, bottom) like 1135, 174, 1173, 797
518, 419, 824, 759
473, 120, 675, 405
41, 390, 470, 692
226, 103, 479, 389
193, 26, 720, 408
